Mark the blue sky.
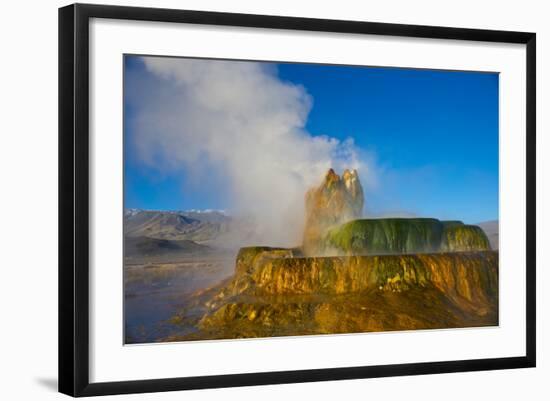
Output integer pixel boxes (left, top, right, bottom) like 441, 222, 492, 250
124, 57, 498, 224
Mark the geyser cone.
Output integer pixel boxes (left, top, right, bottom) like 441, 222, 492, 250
303, 169, 364, 255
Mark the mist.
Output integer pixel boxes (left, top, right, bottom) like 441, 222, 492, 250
127, 56, 371, 247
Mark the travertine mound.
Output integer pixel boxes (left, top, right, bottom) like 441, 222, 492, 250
169, 248, 498, 341
323, 218, 491, 255
165, 168, 497, 342
216, 247, 496, 304
441, 224, 492, 251
302, 170, 490, 256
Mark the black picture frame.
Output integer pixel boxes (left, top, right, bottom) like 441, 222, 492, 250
59, 3, 536, 397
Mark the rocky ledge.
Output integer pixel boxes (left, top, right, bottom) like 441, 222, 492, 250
167, 247, 498, 341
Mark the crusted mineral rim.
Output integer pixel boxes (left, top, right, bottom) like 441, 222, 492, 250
167, 247, 498, 341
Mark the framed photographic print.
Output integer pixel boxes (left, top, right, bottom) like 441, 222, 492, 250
58, 3, 536, 397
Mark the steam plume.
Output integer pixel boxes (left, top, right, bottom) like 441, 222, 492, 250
127, 56, 367, 246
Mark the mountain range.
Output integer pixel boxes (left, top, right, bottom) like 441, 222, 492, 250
124, 209, 230, 241
124, 209, 261, 257
124, 208, 499, 256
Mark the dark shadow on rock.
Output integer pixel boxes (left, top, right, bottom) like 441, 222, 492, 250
35, 377, 57, 392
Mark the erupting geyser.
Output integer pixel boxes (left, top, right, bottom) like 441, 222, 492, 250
168, 169, 498, 341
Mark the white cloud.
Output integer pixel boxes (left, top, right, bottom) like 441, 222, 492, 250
128, 56, 369, 247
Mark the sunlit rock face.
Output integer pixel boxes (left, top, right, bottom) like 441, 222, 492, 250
172, 249, 498, 341
303, 169, 364, 255
224, 248, 497, 302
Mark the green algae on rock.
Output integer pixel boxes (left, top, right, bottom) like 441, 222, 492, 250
323, 218, 491, 255
324, 218, 444, 255
301, 170, 490, 256
441, 224, 491, 252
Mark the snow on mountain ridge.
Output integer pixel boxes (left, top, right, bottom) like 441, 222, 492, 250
124, 208, 227, 216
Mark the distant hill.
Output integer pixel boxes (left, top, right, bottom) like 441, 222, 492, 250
125, 236, 211, 259
178, 210, 230, 223
477, 220, 499, 250
124, 209, 257, 250
124, 209, 231, 242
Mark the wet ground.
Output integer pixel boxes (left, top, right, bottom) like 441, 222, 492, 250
124, 253, 234, 343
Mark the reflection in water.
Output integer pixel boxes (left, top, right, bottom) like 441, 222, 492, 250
124, 254, 234, 343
